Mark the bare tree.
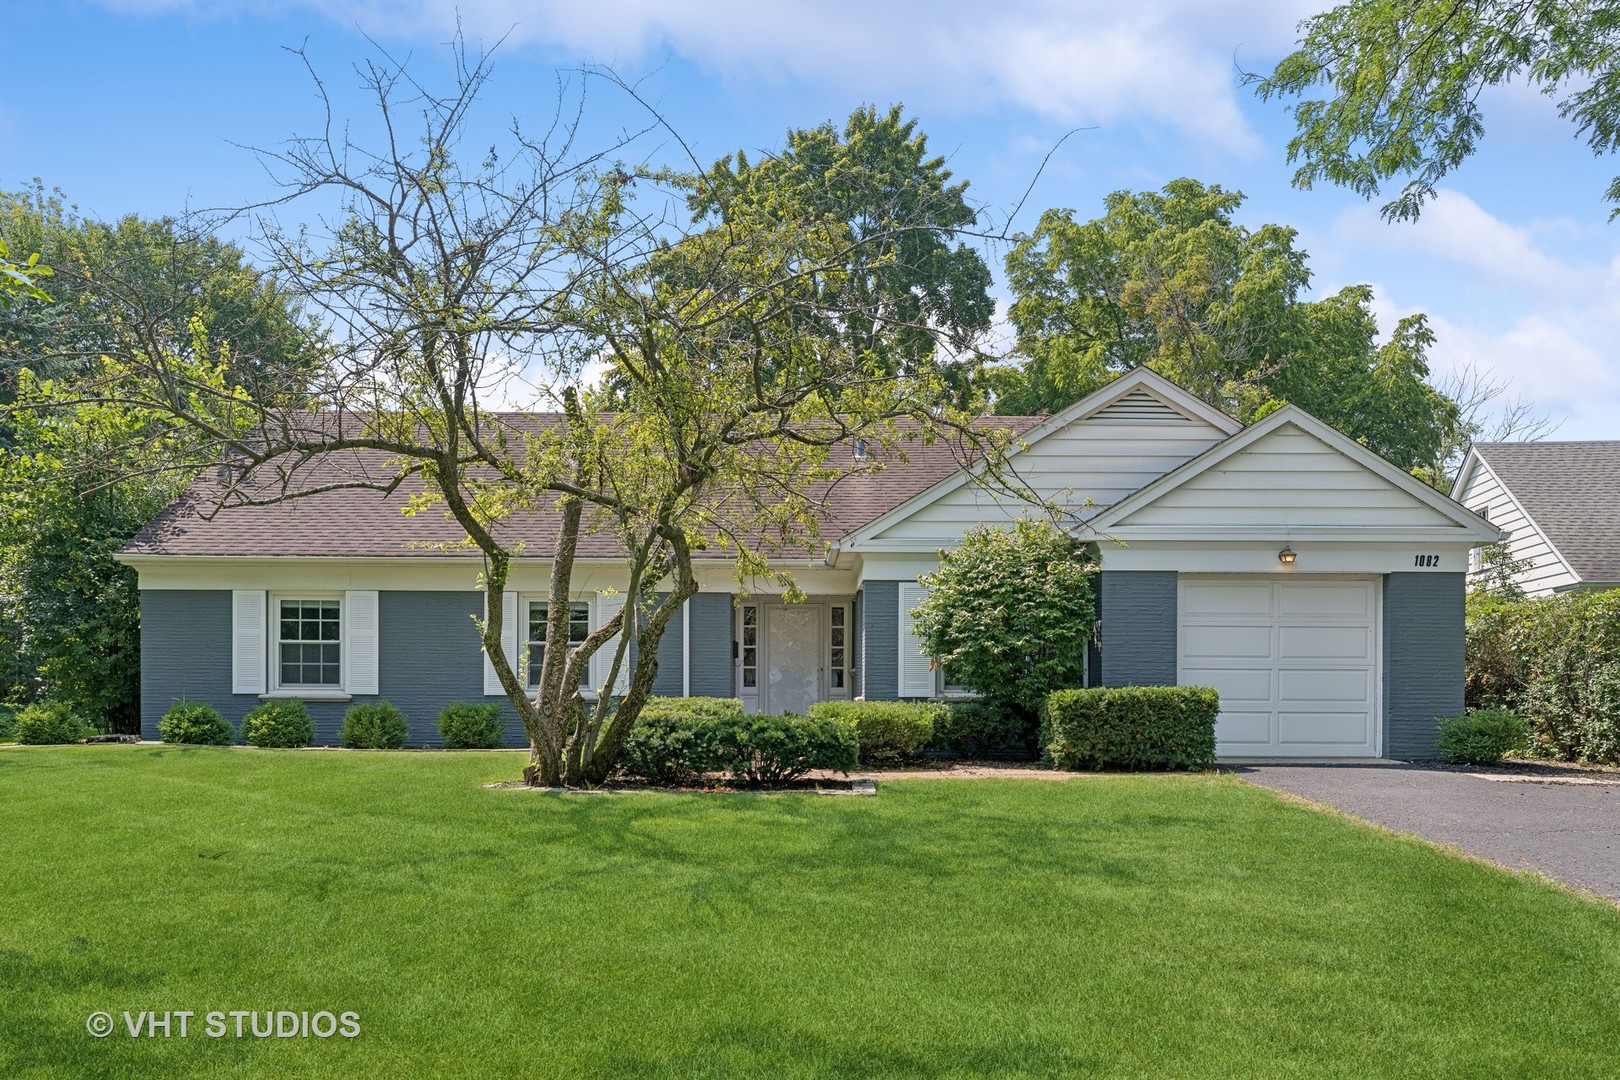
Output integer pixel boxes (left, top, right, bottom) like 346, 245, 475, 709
1428, 361, 1562, 489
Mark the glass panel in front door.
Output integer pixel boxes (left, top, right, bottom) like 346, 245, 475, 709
765, 605, 821, 715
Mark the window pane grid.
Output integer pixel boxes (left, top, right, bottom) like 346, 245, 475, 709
278, 600, 341, 687
527, 601, 591, 688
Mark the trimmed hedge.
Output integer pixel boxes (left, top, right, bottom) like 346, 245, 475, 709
438, 702, 504, 749
158, 700, 234, 746
1465, 588, 1620, 763
928, 701, 1041, 760
617, 697, 858, 786
15, 702, 88, 745
1437, 708, 1528, 766
242, 699, 315, 748
620, 697, 739, 785
342, 701, 410, 749
1043, 686, 1218, 771
809, 701, 940, 766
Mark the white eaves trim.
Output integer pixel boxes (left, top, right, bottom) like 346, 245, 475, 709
830, 368, 1241, 558
1084, 405, 1506, 543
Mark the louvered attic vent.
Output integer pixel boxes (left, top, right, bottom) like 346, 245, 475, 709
1091, 389, 1192, 422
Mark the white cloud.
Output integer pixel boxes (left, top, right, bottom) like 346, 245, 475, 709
93, 0, 1320, 151
1335, 189, 1583, 293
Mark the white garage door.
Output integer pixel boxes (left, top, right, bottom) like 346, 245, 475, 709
1178, 576, 1379, 758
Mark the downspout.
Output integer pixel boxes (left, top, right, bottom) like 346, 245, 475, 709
682, 597, 691, 698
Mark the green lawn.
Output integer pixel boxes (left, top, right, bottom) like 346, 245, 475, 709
2, 748, 1617, 1078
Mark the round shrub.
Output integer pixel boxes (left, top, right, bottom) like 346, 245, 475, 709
15, 702, 88, 745
438, 701, 503, 749
710, 711, 859, 786
619, 697, 738, 784
158, 700, 234, 746
810, 701, 939, 766
341, 701, 409, 749
242, 699, 315, 748
1438, 708, 1527, 766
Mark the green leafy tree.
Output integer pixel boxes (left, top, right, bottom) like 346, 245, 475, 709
4, 45, 1019, 785
994, 179, 1456, 471
911, 520, 1096, 718
687, 105, 995, 405
1254, 1, 1620, 220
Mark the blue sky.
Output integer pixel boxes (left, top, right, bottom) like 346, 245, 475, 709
5, 0, 1619, 438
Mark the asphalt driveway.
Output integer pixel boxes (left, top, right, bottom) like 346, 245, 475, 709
1235, 763, 1620, 901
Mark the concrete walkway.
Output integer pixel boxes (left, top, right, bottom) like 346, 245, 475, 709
1236, 762, 1620, 901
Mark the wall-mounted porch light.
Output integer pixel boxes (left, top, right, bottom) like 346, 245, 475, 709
1278, 546, 1297, 565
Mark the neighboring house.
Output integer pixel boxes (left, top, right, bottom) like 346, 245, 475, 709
1452, 441, 1620, 596
117, 369, 1502, 759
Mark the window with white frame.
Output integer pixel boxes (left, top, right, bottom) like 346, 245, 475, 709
740, 604, 758, 689
829, 604, 848, 692
276, 597, 342, 689
527, 600, 591, 689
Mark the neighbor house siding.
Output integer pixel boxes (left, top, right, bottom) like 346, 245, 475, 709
860, 581, 899, 701
1099, 571, 1177, 687
872, 408, 1225, 544
686, 592, 734, 698
1455, 459, 1578, 596
1382, 572, 1465, 759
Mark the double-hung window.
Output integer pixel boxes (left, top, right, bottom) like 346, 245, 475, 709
527, 601, 591, 689
277, 598, 342, 689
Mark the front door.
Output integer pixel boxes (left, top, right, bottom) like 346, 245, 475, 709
764, 604, 822, 715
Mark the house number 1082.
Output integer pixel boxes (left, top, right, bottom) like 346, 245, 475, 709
1413, 555, 1440, 567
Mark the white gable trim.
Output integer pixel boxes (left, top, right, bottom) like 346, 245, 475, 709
1085, 406, 1505, 542
831, 369, 1240, 556
1451, 447, 1580, 583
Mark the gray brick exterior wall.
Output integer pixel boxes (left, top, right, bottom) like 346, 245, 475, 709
686, 592, 734, 698
649, 594, 684, 697
860, 581, 899, 701
1099, 570, 1178, 687
1382, 572, 1466, 759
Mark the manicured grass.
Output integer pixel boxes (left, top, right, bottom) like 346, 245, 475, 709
2, 748, 1618, 1078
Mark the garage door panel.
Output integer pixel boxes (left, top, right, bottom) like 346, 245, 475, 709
1180, 576, 1378, 758
1214, 712, 1273, 744
1278, 711, 1373, 746
1181, 582, 1272, 616
1277, 668, 1370, 702
1277, 583, 1373, 617
1182, 624, 1271, 658
1184, 667, 1272, 703
1279, 625, 1372, 660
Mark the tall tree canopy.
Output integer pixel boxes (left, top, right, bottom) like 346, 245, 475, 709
993, 179, 1457, 472
687, 105, 995, 404
0, 188, 318, 725
1254, 0, 1620, 220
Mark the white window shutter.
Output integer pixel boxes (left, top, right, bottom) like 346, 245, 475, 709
594, 592, 629, 696
483, 590, 520, 696
897, 582, 935, 698
343, 591, 379, 695
232, 590, 267, 695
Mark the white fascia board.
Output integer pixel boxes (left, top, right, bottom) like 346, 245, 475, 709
830, 368, 1241, 558
1084, 405, 1506, 543
1100, 539, 1481, 574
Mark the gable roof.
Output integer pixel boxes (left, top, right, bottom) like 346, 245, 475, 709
1086, 405, 1504, 541
120, 414, 1041, 561
1461, 441, 1620, 582
831, 368, 1240, 552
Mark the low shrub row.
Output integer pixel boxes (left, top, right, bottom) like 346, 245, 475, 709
1465, 588, 1620, 763
618, 697, 857, 785
149, 699, 508, 749
809, 701, 940, 766
1042, 686, 1219, 771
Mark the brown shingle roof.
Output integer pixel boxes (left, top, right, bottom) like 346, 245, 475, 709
1476, 441, 1620, 582
122, 414, 1042, 559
